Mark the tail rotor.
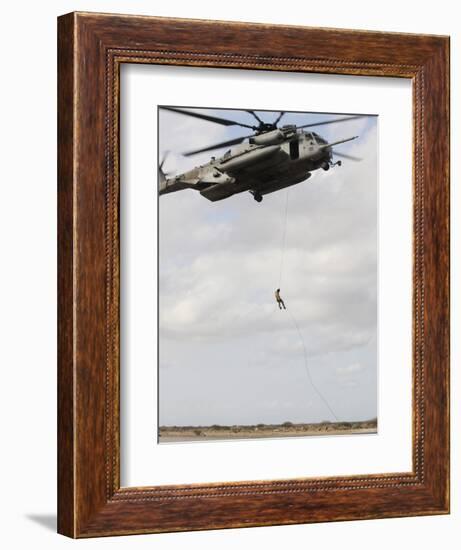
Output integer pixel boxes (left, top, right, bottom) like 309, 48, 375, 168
159, 150, 171, 193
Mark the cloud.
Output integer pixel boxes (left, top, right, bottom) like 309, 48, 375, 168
336, 363, 365, 375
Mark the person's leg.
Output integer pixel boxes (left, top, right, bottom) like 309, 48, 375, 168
281, 300, 286, 310
278, 300, 282, 309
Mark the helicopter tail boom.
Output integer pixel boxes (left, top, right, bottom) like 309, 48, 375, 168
159, 175, 194, 195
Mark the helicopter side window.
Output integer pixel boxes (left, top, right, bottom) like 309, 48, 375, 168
289, 139, 299, 160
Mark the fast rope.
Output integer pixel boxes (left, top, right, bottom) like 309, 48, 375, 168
287, 309, 339, 423
278, 189, 290, 289
276, 189, 340, 422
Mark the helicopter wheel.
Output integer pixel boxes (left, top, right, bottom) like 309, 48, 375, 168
253, 192, 263, 203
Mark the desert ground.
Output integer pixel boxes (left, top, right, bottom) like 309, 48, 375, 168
159, 419, 377, 443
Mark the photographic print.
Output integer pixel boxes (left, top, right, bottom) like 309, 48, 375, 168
158, 106, 378, 443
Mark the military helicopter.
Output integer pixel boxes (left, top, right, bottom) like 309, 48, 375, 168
158, 107, 366, 203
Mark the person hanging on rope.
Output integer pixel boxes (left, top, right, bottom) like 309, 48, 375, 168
275, 288, 286, 310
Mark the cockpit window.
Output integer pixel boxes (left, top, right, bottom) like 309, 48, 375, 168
313, 132, 327, 144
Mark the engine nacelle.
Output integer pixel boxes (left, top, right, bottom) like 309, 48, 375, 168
249, 124, 298, 146
250, 129, 285, 146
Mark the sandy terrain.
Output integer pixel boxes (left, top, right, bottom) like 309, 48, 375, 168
159, 420, 377, 443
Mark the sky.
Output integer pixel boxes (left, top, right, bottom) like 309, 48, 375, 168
158, 106, 378, 427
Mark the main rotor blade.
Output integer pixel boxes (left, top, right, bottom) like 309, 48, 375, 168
322, 136, 358, 149
334, 151, 363, 162
160, 106, 256, 130
183, 135, 253, 157
245, 110, 264, 124
299, 115, 368, 129
273, 111, 285, 126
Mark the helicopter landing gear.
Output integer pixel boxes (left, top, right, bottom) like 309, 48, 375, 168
250, 190, 263, 202
324, 159, 342, 170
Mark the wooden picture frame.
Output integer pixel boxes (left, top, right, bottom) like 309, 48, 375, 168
57, 12, 450, 538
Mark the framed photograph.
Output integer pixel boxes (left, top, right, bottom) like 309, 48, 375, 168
58, 12, 450, 537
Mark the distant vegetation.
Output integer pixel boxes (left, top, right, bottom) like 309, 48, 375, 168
159, 419, 378, 441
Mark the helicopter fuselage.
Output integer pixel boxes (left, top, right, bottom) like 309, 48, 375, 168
159, 127, 352, 202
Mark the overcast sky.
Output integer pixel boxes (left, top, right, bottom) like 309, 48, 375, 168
158, 107, 377, 426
